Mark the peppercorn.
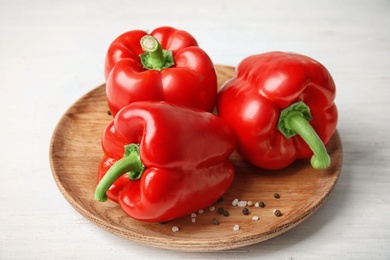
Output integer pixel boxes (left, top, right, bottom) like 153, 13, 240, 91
212, 218, 220, 225
274, 193, 280, 199
217, 207, 224, 214
259, 202, 265, 208
107, 110, 112, 116
242, 208, 250, 215
273, 209, 282, 217
223, 210, 230, 217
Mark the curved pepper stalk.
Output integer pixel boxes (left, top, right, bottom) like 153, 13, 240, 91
277, 101, 331, 170
95, 144, 144, 202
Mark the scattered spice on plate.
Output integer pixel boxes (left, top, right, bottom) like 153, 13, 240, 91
172, 226, 180, 232
232, 198, 239, 206
252, 216, 259, 221
233, 224, 240, 231
259, 201, 266, 208
273, 209, 282, 217
274, 193, 280, 199
242, 208, 250, 215
223, 210, 230, 217
212, 218, 220, 225
217, 207, 224, 214
237, 201, 247, 207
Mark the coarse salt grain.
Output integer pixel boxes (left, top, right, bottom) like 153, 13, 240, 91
232, 198, 239, 206
233, 224, 240, 231
198, 209, 204, 214
172, 226, 179, 232
191, 218, 196, 223
247, 201, 254, 207
209, 206, 215, 211
252, 216, 259, 221
191, 213, 197, 218
255, 202, 260, 207
237, 201, 247, 207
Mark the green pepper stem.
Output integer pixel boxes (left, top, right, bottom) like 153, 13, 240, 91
139, 35, 174, 71
278, 101, 331, 170
94, 144, 144, 202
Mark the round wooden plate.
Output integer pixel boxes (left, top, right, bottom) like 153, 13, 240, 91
49, 65, 342, 252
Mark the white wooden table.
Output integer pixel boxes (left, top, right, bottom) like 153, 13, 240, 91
1, 0, 389, 259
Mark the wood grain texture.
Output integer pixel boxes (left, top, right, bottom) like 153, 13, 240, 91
49, 65, 343, 252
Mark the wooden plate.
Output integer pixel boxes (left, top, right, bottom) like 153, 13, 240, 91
49, 65, 342, 252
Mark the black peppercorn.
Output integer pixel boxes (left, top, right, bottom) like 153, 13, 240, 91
274, 193, 280, 199
273, 209, 282, 217
217, 207, 224, 214
223, 210, 230, 217
212, 218, 220, 225
259, 202, 265, 208
242, 208, 250, 215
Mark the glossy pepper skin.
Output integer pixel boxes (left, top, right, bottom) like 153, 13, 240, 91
94, 101, 235, 222
217, 51, 337, 170
104, 26, 218, 117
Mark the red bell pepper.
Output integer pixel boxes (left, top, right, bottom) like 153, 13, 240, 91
217, 51, 338, 170
104, 26, 218, 117
94, 101, 235, 222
